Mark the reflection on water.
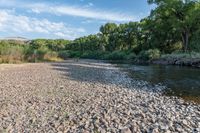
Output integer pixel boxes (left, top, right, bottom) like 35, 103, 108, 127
117, 63, 200, 103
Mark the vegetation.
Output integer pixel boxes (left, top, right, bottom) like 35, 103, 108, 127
161, 51, 200, 59
0, 0, 200, 63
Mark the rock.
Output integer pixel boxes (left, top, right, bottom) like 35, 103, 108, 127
120, 127, 132, 133
60, 86, 64, 89
176, 127, 183, 132
160, 125, 169, 130
98, 127, 106, 133
0, 60, 199, 133
151, 128, 159, 133
195, 128, 200, 132
182, 119, 188, 126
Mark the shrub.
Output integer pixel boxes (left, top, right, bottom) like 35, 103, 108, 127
68, 51, 82, 58
44, 51, 59, 61
25, 46, 60, 62
81, 51, 107, 59
58, 51, 71, 59
103, 51, 127, 60
165, 41, 183, 53
126, 53, 137, 60
138, 49, 161, 60
36, 46, 50, 60
161, 51, 200, 59
0, 41, 26, 63
189, 30, 200, 52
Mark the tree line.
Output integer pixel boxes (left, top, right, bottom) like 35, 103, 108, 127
0, 0, 200, 63
70, 0, 200, 53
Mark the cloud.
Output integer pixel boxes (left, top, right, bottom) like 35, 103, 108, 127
0, 0, 137, 22
0, 10, 85, 39
0, 0, 16, 6
30, 4, 136, 22
85, 2, 94, 7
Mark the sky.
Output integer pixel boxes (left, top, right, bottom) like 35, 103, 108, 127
0, 0, 155, 40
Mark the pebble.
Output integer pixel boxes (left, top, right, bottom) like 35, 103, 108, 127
120, 127, 132, 133
0, 60, 199, 132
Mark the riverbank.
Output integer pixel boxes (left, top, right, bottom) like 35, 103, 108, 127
152, 57, 200, 68
65, 51, 200, 68
0, 60, 199, 132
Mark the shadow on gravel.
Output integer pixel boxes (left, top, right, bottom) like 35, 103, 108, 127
50, 60, 127, 87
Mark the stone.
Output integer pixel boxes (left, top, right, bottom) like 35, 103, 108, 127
152, 128, 159, 133
0, 60, 199, 133
120, 127, 132, 133
164, 130, 171, 133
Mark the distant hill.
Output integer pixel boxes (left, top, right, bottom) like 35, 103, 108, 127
0, 37, 30, 41
0, 37, 31, 44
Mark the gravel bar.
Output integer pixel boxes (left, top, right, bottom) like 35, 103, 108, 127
0, 60, 199, 133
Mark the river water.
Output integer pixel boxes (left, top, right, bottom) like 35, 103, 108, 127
114, 62, 200, 103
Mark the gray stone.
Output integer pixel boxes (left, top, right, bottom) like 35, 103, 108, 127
120, 127, 132, 133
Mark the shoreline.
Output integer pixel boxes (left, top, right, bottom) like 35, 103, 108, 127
152, 58, 200, 68
1, 56, 200, 68
0, 60, 199, 132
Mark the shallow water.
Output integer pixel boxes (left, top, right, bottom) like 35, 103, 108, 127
113, 62, 200, 103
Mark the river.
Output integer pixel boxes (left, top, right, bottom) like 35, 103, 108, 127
111, 62, 200, 103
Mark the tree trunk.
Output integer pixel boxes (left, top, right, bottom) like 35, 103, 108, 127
181, 29, 189, 52
127, 33, 132, 50
185, 31, 189, 52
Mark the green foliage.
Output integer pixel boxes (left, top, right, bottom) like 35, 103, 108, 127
148, 0, 200, 52
36, 46, 50, 60
68, 51, 82, 58
161, 51, 200, 59
58, 51, 71, 59
0, 40, 62, 63
1, 0, 200, 63
81, 51, 108, 59
138, 49, 161, 60
0, 41, 26, 63
59, 50, 84, 59
103, 51, 127, 60
189, 30, 200, 52
126, 53, 137, 60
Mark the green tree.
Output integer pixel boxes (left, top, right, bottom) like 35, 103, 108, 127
148, 0, 200, 51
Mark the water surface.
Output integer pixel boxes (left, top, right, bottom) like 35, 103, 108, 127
114, 62, 200, 103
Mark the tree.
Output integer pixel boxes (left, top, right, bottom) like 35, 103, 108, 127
100, 23, 118, 51
148, 0, 200, 51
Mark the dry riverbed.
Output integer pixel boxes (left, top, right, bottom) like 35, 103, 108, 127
0, 60, 199, 133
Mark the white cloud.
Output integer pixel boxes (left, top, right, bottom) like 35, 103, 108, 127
54, 32, 65, 37
30, 4, 136, 22
85, 2, 94, 7
0, 0, 16, 6
88, 3, 94, 6
0, 10, 85, 39
0, 0, 137, 22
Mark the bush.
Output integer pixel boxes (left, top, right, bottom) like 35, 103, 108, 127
165, 41, 183, 53
189, 30, 200, 52
138, 49, 161, 60
161, 51, 200, 59
58, 51, 82, 58
81, 51, 108, 59
58, 51, 71, 59
0, 41, 26, 63
103, 51, 127, 60
189, 41, 200, 52
36, 46, 50, 60
126, 53, 137, 60
68, 51, 82, 58
44, 51, 60, 61
24, 46, 60, 62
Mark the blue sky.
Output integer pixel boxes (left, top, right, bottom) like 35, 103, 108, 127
0, 0, 154, 40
